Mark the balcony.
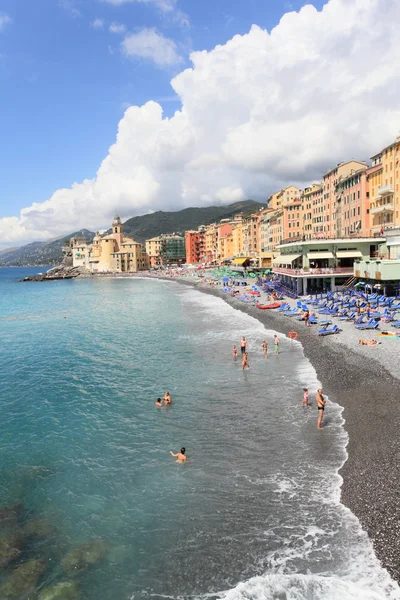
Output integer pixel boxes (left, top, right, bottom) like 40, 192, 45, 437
370, 202, 394, 215
272, 266, 354, 277
378, 185, 394, 195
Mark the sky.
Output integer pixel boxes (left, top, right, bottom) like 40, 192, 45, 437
0, 0, 399, 247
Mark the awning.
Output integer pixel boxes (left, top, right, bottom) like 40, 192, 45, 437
307, 252, 334, 259
273, 253, 301, 265
336, 250, 363, 258
232, 257, 250, 265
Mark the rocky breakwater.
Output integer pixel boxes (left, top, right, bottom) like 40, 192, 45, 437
20, 266, 81, 282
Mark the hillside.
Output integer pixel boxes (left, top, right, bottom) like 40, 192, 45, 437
122, 200, 264, 242
0, 200, 264, 267
0, 230, 94, 267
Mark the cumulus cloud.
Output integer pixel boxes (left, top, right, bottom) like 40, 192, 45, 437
0, 13, 12, 30
109, 22, 126, 34
122, 28, 182, 66
2, 0, 400, 246
91, 18, 105, 29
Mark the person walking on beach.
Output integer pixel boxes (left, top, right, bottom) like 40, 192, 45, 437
304, 310, 310, 327
242, 352, 250, 371
232, 345, 238, 358
170, 447, 187, 463
316, 388, 326, 429
302, 388, 309, 407
261, 340, 268, 358
240, 337, 247, 354
274, 335, 279, 354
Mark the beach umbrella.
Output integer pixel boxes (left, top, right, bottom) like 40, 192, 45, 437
264, 269, 271, 274
222, 277, 229, 282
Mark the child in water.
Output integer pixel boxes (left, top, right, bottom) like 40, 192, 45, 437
302, 388, 309, 407
261, 340, 268, 357
232, 345, 238, 358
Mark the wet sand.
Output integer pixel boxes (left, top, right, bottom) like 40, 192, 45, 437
180, 280, 400, 583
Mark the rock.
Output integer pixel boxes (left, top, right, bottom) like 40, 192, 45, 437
38, 581, 79, 600
0, 559, 46, 599
61, 538, 109, 575
0, 533, 24, 569
0, 504, 23, 529
22, 518, 56, 540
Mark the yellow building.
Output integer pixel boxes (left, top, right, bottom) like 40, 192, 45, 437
369, 136, 400, 233
204, 223, 218, 263
73, 216, 149, 273
232, 219, 244, 255
268, 186, 302, 210
145, 236, 165, 267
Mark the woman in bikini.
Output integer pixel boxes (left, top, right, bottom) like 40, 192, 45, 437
261, 340, 268, 358
163, 392, 172, 405
316, 388, 326, 429
242, 352, 250, 371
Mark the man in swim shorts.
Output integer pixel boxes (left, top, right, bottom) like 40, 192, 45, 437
274, 335, 279, 354
240, 337, 247, 354
316, 388, 325, 429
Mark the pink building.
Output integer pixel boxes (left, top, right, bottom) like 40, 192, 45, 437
334, 166, 368, 237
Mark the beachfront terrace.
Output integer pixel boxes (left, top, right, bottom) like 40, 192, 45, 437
273, 266, 353, 277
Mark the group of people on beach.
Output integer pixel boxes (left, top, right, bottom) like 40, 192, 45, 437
303, 387, 326, 429
233, 335, 280, 370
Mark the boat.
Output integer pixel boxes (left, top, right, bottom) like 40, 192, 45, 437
256, 302, 281, 310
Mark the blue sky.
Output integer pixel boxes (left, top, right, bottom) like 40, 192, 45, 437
0, 0, 324, 219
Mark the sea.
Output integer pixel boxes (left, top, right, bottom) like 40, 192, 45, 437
0, 266, 399, 600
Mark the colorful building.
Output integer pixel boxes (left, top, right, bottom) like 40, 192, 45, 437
185, 228, 206, 264
145, 236, 165, 267
334, 166, 368, 237
369, 136, 400, 234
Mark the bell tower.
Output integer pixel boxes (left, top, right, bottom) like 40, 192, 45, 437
112, 216, 123, 250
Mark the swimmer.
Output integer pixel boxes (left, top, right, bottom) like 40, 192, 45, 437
242, 352, 250, 371
164, 392, 172, 405
302, 388, 309, 407
170, 447, 187, 463
232, 345, 238, 358
155, 398, 163, 407
316, 388, 325, 429
261, 340, 268, 357
274, 334, 279, 354
240, 336, 247, 354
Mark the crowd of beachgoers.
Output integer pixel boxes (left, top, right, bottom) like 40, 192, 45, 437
144, 265, 400, 382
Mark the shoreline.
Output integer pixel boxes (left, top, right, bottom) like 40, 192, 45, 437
165, 276, 400, 584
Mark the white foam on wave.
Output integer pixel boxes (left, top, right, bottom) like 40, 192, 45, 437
173, 285, 400, 600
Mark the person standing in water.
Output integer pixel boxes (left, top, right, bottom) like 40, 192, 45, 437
274, 335, 279, 354
261, 340, 268, 358
302, 388, 309, 408
240, 337, 247, 355
316, 388, 326, 429
170, 447, 187, 463
242, 352, 250, 371
232, 345, 238, 358
163, 392, 172, 405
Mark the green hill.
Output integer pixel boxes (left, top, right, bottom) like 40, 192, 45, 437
122, 200, 264, 242
0, 200, 265, 267
0, 230, 94, 267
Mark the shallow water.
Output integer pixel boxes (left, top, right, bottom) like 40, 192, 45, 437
0, 269, 398, 599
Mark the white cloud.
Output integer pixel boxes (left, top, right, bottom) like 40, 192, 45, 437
100, 0, 176, 13
122, 28, 182, 66
59, 1, 81, 18
0, 13, 12, 30
91, 18, 105, 29
3, 0, 400, 245
109, 22, 126, 34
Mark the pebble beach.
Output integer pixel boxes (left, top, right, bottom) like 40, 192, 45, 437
148, 269, 400, 584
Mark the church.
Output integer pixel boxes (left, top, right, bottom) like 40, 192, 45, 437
72, 216, 150, 273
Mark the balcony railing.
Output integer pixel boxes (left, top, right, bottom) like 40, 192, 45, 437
378, 185, 394, 195
370, 202, 394, 215
272, 266, 354, 276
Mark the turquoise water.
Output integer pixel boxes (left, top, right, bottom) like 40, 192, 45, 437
0, 268, 399, 600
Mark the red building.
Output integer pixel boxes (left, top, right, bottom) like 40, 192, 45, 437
185, 229, 206, 264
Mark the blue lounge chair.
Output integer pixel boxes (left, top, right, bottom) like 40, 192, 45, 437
318, 324, 340, 336
355, 319, 379, 330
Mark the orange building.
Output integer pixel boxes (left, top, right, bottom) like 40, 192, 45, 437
185, 229, 206, 264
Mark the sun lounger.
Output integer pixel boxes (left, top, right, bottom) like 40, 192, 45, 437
355, 319, 379, 330
318, 324, 340, 336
